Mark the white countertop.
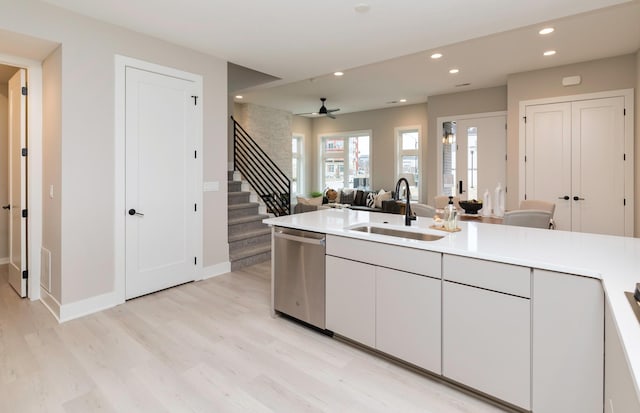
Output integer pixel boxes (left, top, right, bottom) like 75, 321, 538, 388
264, 208, 640, 396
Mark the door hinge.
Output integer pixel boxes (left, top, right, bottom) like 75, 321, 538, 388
624, 198, 626, 206
524, 155, 527, 162
194, 150, 197, 159
21, 86, 27, 96
194, 256, 197, 265
21, 148, 28, 156
523, 116, 527, 123
624, 153, 626, 161
194, 203, 197, 212
191, 95, 198, 105
21, 209, 27, 218
624, 108, 626, 116
524, 194, 527, 200
22, 270, 28, 279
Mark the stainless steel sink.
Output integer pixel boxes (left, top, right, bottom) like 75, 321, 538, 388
350, 225, 444, 241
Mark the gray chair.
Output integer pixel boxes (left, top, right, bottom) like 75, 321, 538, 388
502, 209, 553, 229
411, 203, 436, 218
520, 199, 556, 229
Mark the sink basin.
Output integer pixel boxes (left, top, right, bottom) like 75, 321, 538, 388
349, 225, 444, 241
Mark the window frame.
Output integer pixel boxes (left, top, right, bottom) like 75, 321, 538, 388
318, 130, 372, 191
394, 125, 422, 202
291, 133, 304, 197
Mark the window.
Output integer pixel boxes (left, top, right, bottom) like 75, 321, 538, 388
292, 134, 303, 196
395, 126, 421, 201
320, 131, 371, 190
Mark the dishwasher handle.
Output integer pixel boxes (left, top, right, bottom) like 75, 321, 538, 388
274, 231, 326, 246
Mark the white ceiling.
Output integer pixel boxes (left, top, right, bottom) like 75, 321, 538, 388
41, 0, 640, 114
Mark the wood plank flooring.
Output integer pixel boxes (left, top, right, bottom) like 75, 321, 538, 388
0, 263, 508, 412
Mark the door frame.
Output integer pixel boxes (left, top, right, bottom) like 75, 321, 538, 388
0, 53, 43, 301
114, 55, 203, 304
518, 89, 634, 236
435, 111, 507, 200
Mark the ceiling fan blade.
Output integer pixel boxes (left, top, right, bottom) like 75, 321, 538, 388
327, 113, 336, 119
327, 108, 340, 113
294, 112, 315, 116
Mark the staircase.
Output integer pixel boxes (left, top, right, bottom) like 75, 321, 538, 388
227, 171, 272, 271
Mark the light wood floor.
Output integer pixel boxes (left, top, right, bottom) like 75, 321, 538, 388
0, 263, 508, 413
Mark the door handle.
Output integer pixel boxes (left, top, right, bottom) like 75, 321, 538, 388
2, 204, 9, 210
458, 180, 466, 194
573, 196, 585, 201
128, 208, 144, 217
557, 196, 570, 200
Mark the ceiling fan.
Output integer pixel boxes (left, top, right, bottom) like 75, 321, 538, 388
296, 97, 340, 119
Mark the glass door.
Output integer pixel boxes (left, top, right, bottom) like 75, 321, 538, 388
441, 114, 506, 201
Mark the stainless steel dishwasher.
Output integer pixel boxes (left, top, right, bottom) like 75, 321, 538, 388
274, 226, 326, 329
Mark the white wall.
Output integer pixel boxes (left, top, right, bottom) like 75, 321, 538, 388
0, 82, 7, 261
42, 46, 62, 299
636, 50, 640, 237
0, 0, 228, 306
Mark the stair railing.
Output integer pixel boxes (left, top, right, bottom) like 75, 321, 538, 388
231, 116, 291, 216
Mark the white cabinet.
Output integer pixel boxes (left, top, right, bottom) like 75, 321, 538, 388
325, 235, 442, 372
532, 269, 603, 413
376, 267, 441, 373
442, 254, 531, 410
325, 255, 376, 347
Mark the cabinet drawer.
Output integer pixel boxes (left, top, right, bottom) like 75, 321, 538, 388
326, 235, 441, 278
443, 254, 530, 297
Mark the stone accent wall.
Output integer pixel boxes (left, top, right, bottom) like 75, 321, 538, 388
235, 103, 292, 178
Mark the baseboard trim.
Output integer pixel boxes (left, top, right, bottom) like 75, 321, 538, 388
58, 291, 121, 323
202, 261, 231, 280
0, 257, 9, 265
40, 288, 122, 323
40, 289, 61, 322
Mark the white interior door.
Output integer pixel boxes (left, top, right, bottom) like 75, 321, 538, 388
7, 69, 27, 297
571, 97, 625, 235
125, 67, 199, 299
525, 103, 572, 231
525, 97, 626, 235
456, 115, 506, 201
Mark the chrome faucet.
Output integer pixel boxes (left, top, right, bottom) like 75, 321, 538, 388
395, 177, 416, 226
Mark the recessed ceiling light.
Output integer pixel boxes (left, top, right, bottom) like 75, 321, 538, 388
354, 3, 370, 13
399, 99, 407, 103
539, 27, 554, 35
449, 68, 460, 74
235, 95, 243, 99
430, 53, 443, 59
543, 50, 556, 56
334, 71, 344, 77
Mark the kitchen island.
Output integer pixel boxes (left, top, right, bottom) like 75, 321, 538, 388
264, 208, 640, 413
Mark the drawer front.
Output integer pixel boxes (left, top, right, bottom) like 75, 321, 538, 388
326, 235, 441, 278
443, 254, 530, 297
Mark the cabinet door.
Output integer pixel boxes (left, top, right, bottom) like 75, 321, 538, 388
376, 268, 441, 373
532, 269, 603, 413
443, 281, 531, 410
325, 255, 375, 347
